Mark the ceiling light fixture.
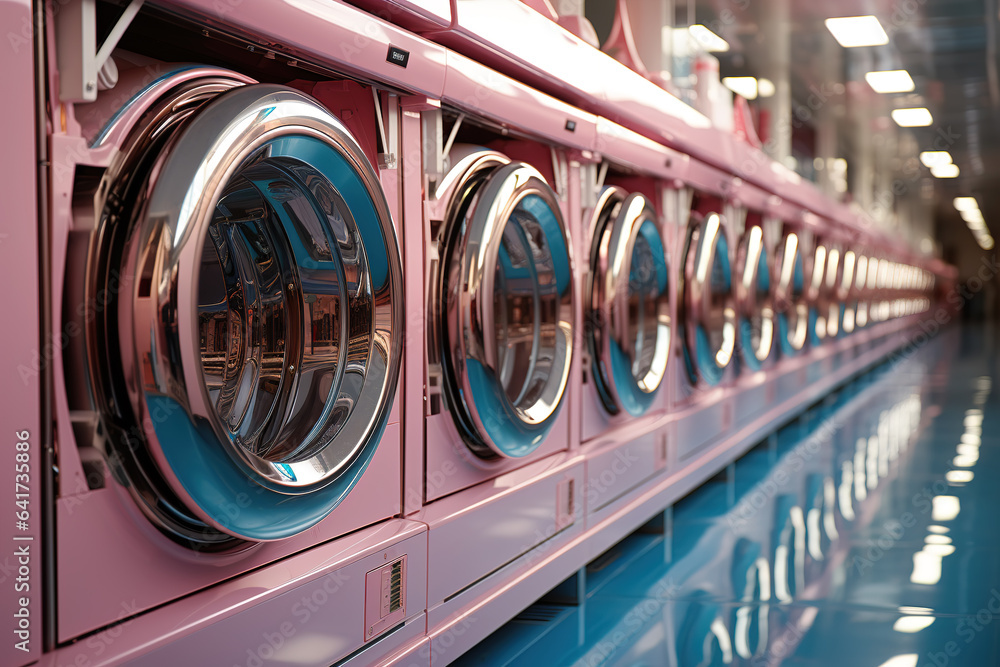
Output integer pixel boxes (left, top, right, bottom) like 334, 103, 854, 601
953, 197, 979, 211
892, 108, 933, 127
757, 78, 776, 98
825, 16, 890, 48
931, 163, 960, 178
722, 76, 758, 100
689, 24, 730, 52
866, 70, 915, 93
920, 151, 952, 168
961, 209, 985, 224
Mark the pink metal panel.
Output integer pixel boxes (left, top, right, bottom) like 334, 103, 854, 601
400, 96, 433, 516
594, 117, 689, 182
0, 1, 40, 665
583, 429, 669, 517
441, 51, 597, 152
56, 421, 402, 641
675, 390, 734, 462
41, 521, 427, 667
419, 455, 584, 606
158, 0, 448, 98
346, 0, 453, 32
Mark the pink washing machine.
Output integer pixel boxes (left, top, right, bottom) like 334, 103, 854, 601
409, 51, 593, 665
577, 120, 685, 523
728, 192, 780, 433
671, 163, 742, 465
27, 1, 453, 663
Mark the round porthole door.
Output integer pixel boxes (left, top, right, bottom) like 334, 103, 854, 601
734, 226, 774, 372
88, 79, 403, 547
840, 250, 857, 334
774, 233, 808, 356
809, 244, 828, 345
439, 156, 575, 459
683, 212, 736, 386
587, 187, 671, 416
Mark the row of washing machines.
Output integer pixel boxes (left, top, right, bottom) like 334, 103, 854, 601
1, 1, 954, 666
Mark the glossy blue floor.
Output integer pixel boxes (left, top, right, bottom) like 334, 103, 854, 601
457, 325, 1000, 667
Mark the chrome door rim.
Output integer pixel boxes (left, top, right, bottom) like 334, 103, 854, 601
775, 233, 808, 354
734, 226, 774, 371
840, 250, 857, 334
683, 212, 736, 386
810, 244, 828, 343
588, 187, 671, 416
441, 159, 574, 458
98, 82, 402, 542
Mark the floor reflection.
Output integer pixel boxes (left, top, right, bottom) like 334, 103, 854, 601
457, 326, 1000, 666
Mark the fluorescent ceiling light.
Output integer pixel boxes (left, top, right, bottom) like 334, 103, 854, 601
689, 24, 729, 52
876, 656, 918, 667
946, 470, 973, 483
825, 16, 889, 48
722, 76, 758, 100
927, 525, 951, 533
866, 70, 915, 93
893, 108, 933, 127
931, 163, 960, 178
920, 151, 952, 168
758, 78, 776, 98
953, 197, 979, 211
961, 210, 985, 225
931, 495, 960, 521
910, 551, 942, 585
893, 616, 935, 633
980, 236, 995, 250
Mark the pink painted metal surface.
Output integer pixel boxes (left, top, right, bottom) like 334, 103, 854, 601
418, 453, 584, 606
346, 0, 453, 32
158, 0, 448, 98
56, 421, 402, 641
0, 2, 40, 665
41, 520, 427, 667
441, 51, 598, 152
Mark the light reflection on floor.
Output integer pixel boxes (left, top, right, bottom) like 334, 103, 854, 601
456, 326, 1000, 667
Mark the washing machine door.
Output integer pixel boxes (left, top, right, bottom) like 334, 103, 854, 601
683, 212, 736, 386
588, 187, 671, 416
441, 159, 574, 458
809, 244, 828, 345
840, 250, 857, 334
734, 226, 774, 372
774, 233, 808, 356
854, 254, 870, 328
823, 247, 843, 338
91, 82, 403, 544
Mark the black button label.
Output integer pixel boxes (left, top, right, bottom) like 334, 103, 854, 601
387, 46, 410, 68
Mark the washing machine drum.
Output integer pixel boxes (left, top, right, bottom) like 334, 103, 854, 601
682, 212, 736, 386
587, 187, 671, 416
87, 75, 402, 547
439, 156, 574, 459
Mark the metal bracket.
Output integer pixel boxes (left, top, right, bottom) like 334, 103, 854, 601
56, 0, 145, 102
372, 88, 398, 169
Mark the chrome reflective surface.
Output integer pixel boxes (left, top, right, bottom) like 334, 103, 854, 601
683, 212, 736, 386
87, 79, 403, 543
587, 187, 671, 416
810, 244, 828, 343
774, 233, 809, 355
440, 156, 574, 458
841, 250, 858, 334
734, 226, 774, 371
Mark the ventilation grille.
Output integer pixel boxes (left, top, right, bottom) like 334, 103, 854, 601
389, 559, 403, 613
513, 604, 566, 624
